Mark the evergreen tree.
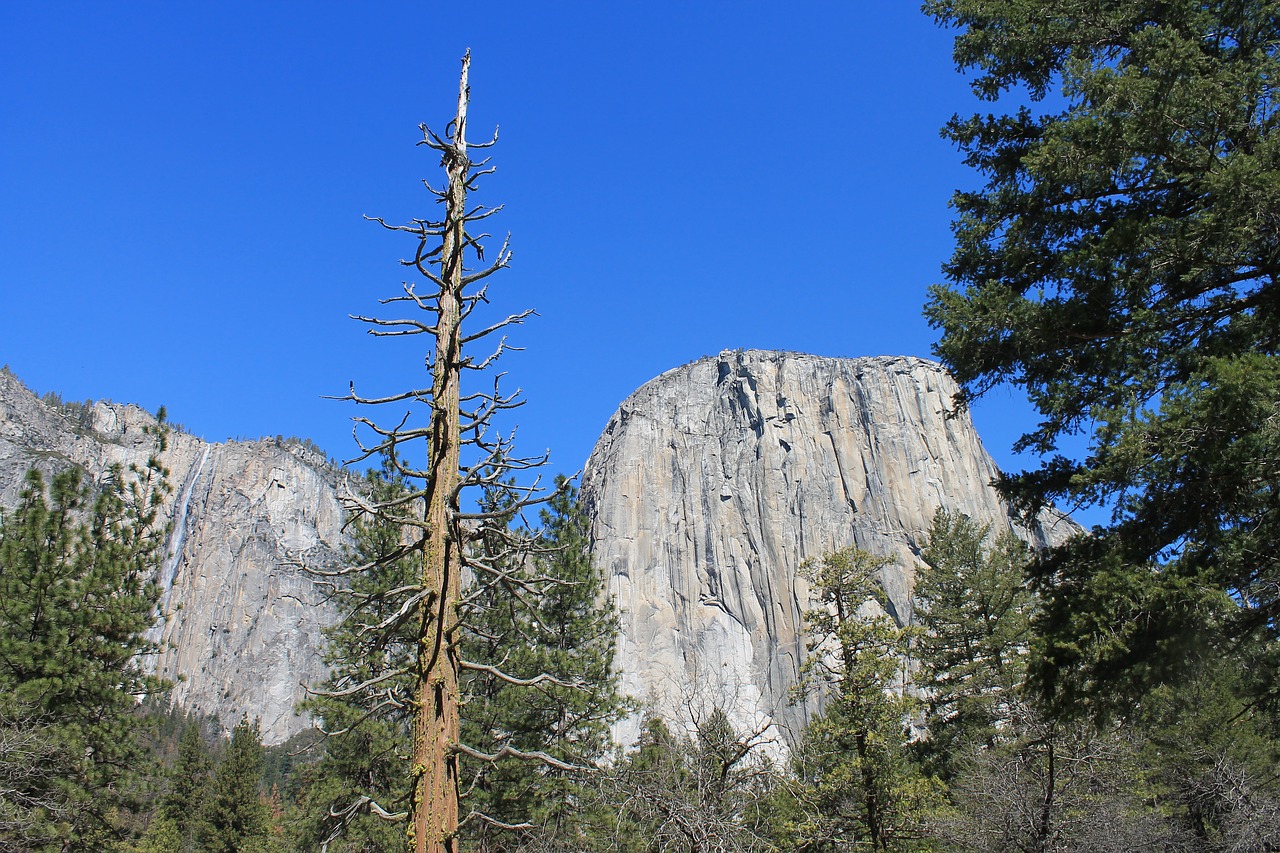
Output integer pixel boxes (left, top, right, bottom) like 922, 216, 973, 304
909, 511, 1205, 850
1131, 669, 1280, 848
913, 509, 1034, 778
195, 716, 273, 853
588, 713, 781, 853
162, 718, 213, 850
462, 476, 629, 847
133, 815, 184, 853
0, 420, 170, 849
302, 467, 626, 851
297, 462, 416, 852
791, 548, 932, 852
924, 0, 1280, 715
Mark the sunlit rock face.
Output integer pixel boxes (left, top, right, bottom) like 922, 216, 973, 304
0, 371, 344, 744
0, 351, 1075, 751
580, 350, 1074, 752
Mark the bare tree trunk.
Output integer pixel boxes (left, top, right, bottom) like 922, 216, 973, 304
327, 47, 571, 851
410, 51, 471, 853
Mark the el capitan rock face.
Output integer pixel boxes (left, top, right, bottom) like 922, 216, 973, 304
0, 370, 345, 744
580, 349, 1073, 749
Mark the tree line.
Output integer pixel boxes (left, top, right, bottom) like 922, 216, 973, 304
7, 462, 1271, 851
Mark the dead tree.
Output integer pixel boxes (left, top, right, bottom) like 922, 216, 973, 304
318, 51, 576, 853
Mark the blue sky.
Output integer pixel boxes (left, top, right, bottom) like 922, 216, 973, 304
1, 3, 1045, 490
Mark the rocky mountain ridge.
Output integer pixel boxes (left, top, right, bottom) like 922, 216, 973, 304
0, 353, 1072, 749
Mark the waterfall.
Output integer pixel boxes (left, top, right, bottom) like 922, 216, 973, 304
147, 446, 211, 648
164, 445, 210, 583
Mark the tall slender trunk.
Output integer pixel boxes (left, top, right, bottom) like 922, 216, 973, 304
1034, 735, 1056, 853
854, 729, 884, 851
410, 52, 471, 853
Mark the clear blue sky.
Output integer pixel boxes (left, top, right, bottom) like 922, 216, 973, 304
1, 3, 1044, 487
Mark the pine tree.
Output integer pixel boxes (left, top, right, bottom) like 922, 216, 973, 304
134, 815, 184, 853
791, 548, 930, 852
462, 476, 628, 847
195, 716, 272, 853
0, 418, 170, 848
913, 509, 1034, 778
297, 462, 417, 852
303, 467, 626, 851
1130, 668, 1280, 848
162, 718, 213, 850
591, 713, 781, 853
910, 511, 1194, 851
924, 0, 1280, 716
326, 50, 577, 853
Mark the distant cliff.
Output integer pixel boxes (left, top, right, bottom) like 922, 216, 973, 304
580, 350, 1074, 750
0, 369, 345, 744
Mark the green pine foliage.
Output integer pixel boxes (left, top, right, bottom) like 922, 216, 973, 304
300, 465, 627, 850
790, 548, 938, 852
1130, 669, 1280, 848
261, 727, 322, 804
923, 0, 1280, 716
194, 716, 276, 853
163, 718, 213, 849
295, 461, 416, 852
132, 816, 184, 853
913, 509, 1034, 779
461, 476, 630, 846
907, 510, 1280, 850
0, 422, 171, 849
910, 514, 1122, 850
576, 713, 782, 853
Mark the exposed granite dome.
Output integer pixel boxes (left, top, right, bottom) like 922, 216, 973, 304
581, 349, 1073, 751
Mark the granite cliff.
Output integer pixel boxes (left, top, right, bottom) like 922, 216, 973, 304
0, 352, 1070, 750
0, 369, 344, 744
580, 349, 1074, 750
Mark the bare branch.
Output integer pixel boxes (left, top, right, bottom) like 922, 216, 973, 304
463, 202, 504, 222
453, 741, 590, 773
364, 214, 445, 235
306, 665, 411, 699
461, 308, 535, 345
458, 659, 585, 690
319, 795, 408, 853
461, 235, 513, 287
351, 315, 437, 336
458, 810, 534, 832
469, 124, 500, 149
